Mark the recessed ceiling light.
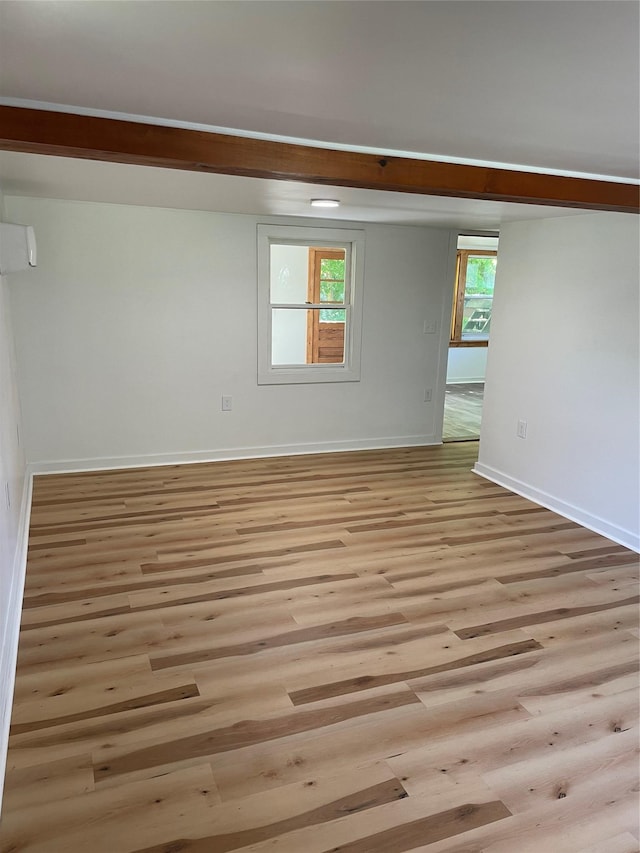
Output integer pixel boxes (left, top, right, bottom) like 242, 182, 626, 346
310, 198, 340, 208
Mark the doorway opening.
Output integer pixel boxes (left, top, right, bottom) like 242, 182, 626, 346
443, 233, 498, 442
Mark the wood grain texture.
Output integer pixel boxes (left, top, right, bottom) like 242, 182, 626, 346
135, 778, 409, 853
0, 106, 638, 213
443, 383, 484, 442
1, 443, 638, 852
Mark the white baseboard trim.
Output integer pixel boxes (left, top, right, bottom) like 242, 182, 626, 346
0, 470, 33, 815
473, 462, 640, 553
446, 377, 485, 385
28, 434, 441, 476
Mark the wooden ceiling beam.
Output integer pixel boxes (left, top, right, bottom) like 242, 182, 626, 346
0, 106, 638, 213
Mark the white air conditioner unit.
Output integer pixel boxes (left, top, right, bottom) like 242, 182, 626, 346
0, 223, 37, 274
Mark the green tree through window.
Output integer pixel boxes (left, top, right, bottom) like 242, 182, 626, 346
465, 256, 496, 296
319, 257, 346, 322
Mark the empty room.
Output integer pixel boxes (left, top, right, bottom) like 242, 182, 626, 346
0, 2, 638, 851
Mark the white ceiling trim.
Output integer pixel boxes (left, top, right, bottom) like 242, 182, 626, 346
2, 97, 638, 187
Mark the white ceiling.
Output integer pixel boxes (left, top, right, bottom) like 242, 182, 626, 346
0, 1, 637, 227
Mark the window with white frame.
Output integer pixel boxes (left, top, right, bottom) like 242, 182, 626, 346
257, 225, 365, 384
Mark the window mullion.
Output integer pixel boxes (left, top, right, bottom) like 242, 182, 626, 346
270, 303, 329, 310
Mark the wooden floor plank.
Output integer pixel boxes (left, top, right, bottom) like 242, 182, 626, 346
0, 443, 637, 852
443, 383, 483, 442
576, 833, 640, 853
130, 762, 408, 853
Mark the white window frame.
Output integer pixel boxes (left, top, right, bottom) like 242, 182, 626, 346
257, 224, 365, 385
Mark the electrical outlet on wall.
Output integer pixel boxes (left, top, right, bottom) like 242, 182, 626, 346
423, 319, 438, 334
517, 419, 527, 439
221, 396, 233, 412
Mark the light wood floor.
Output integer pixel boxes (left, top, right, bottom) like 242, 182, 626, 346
443, 383, 484, 442
1, 443, 639, 852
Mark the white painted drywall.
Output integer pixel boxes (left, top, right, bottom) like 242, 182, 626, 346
0, 189, 29, 811
5, 197, 454, 468
446, 347, 488, 383
477, 212, 639, 550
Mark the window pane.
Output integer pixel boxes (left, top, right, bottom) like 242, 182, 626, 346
319, 258, 346, 305
320, 308, 346, 323
271, 308, 308, 365
319, 279, 345, 304
320, 257, 345, 280
271, 308, 345, 365
465, 255, 496, 296
461, 295, 492, 338
461, 255, 496, 340
269, 244, 308, 304
310, 305, 345, 363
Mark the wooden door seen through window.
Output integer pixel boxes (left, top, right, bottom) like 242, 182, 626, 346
306, 248, 346, 364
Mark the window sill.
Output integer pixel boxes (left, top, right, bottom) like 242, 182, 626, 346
449, 339, 489, 348
258, 364, 361, 385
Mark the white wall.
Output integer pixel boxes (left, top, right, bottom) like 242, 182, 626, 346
446, 346, 487, 383
6, 197, 454, 468
0, 190, 29, 810
477, 212, 640, 551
